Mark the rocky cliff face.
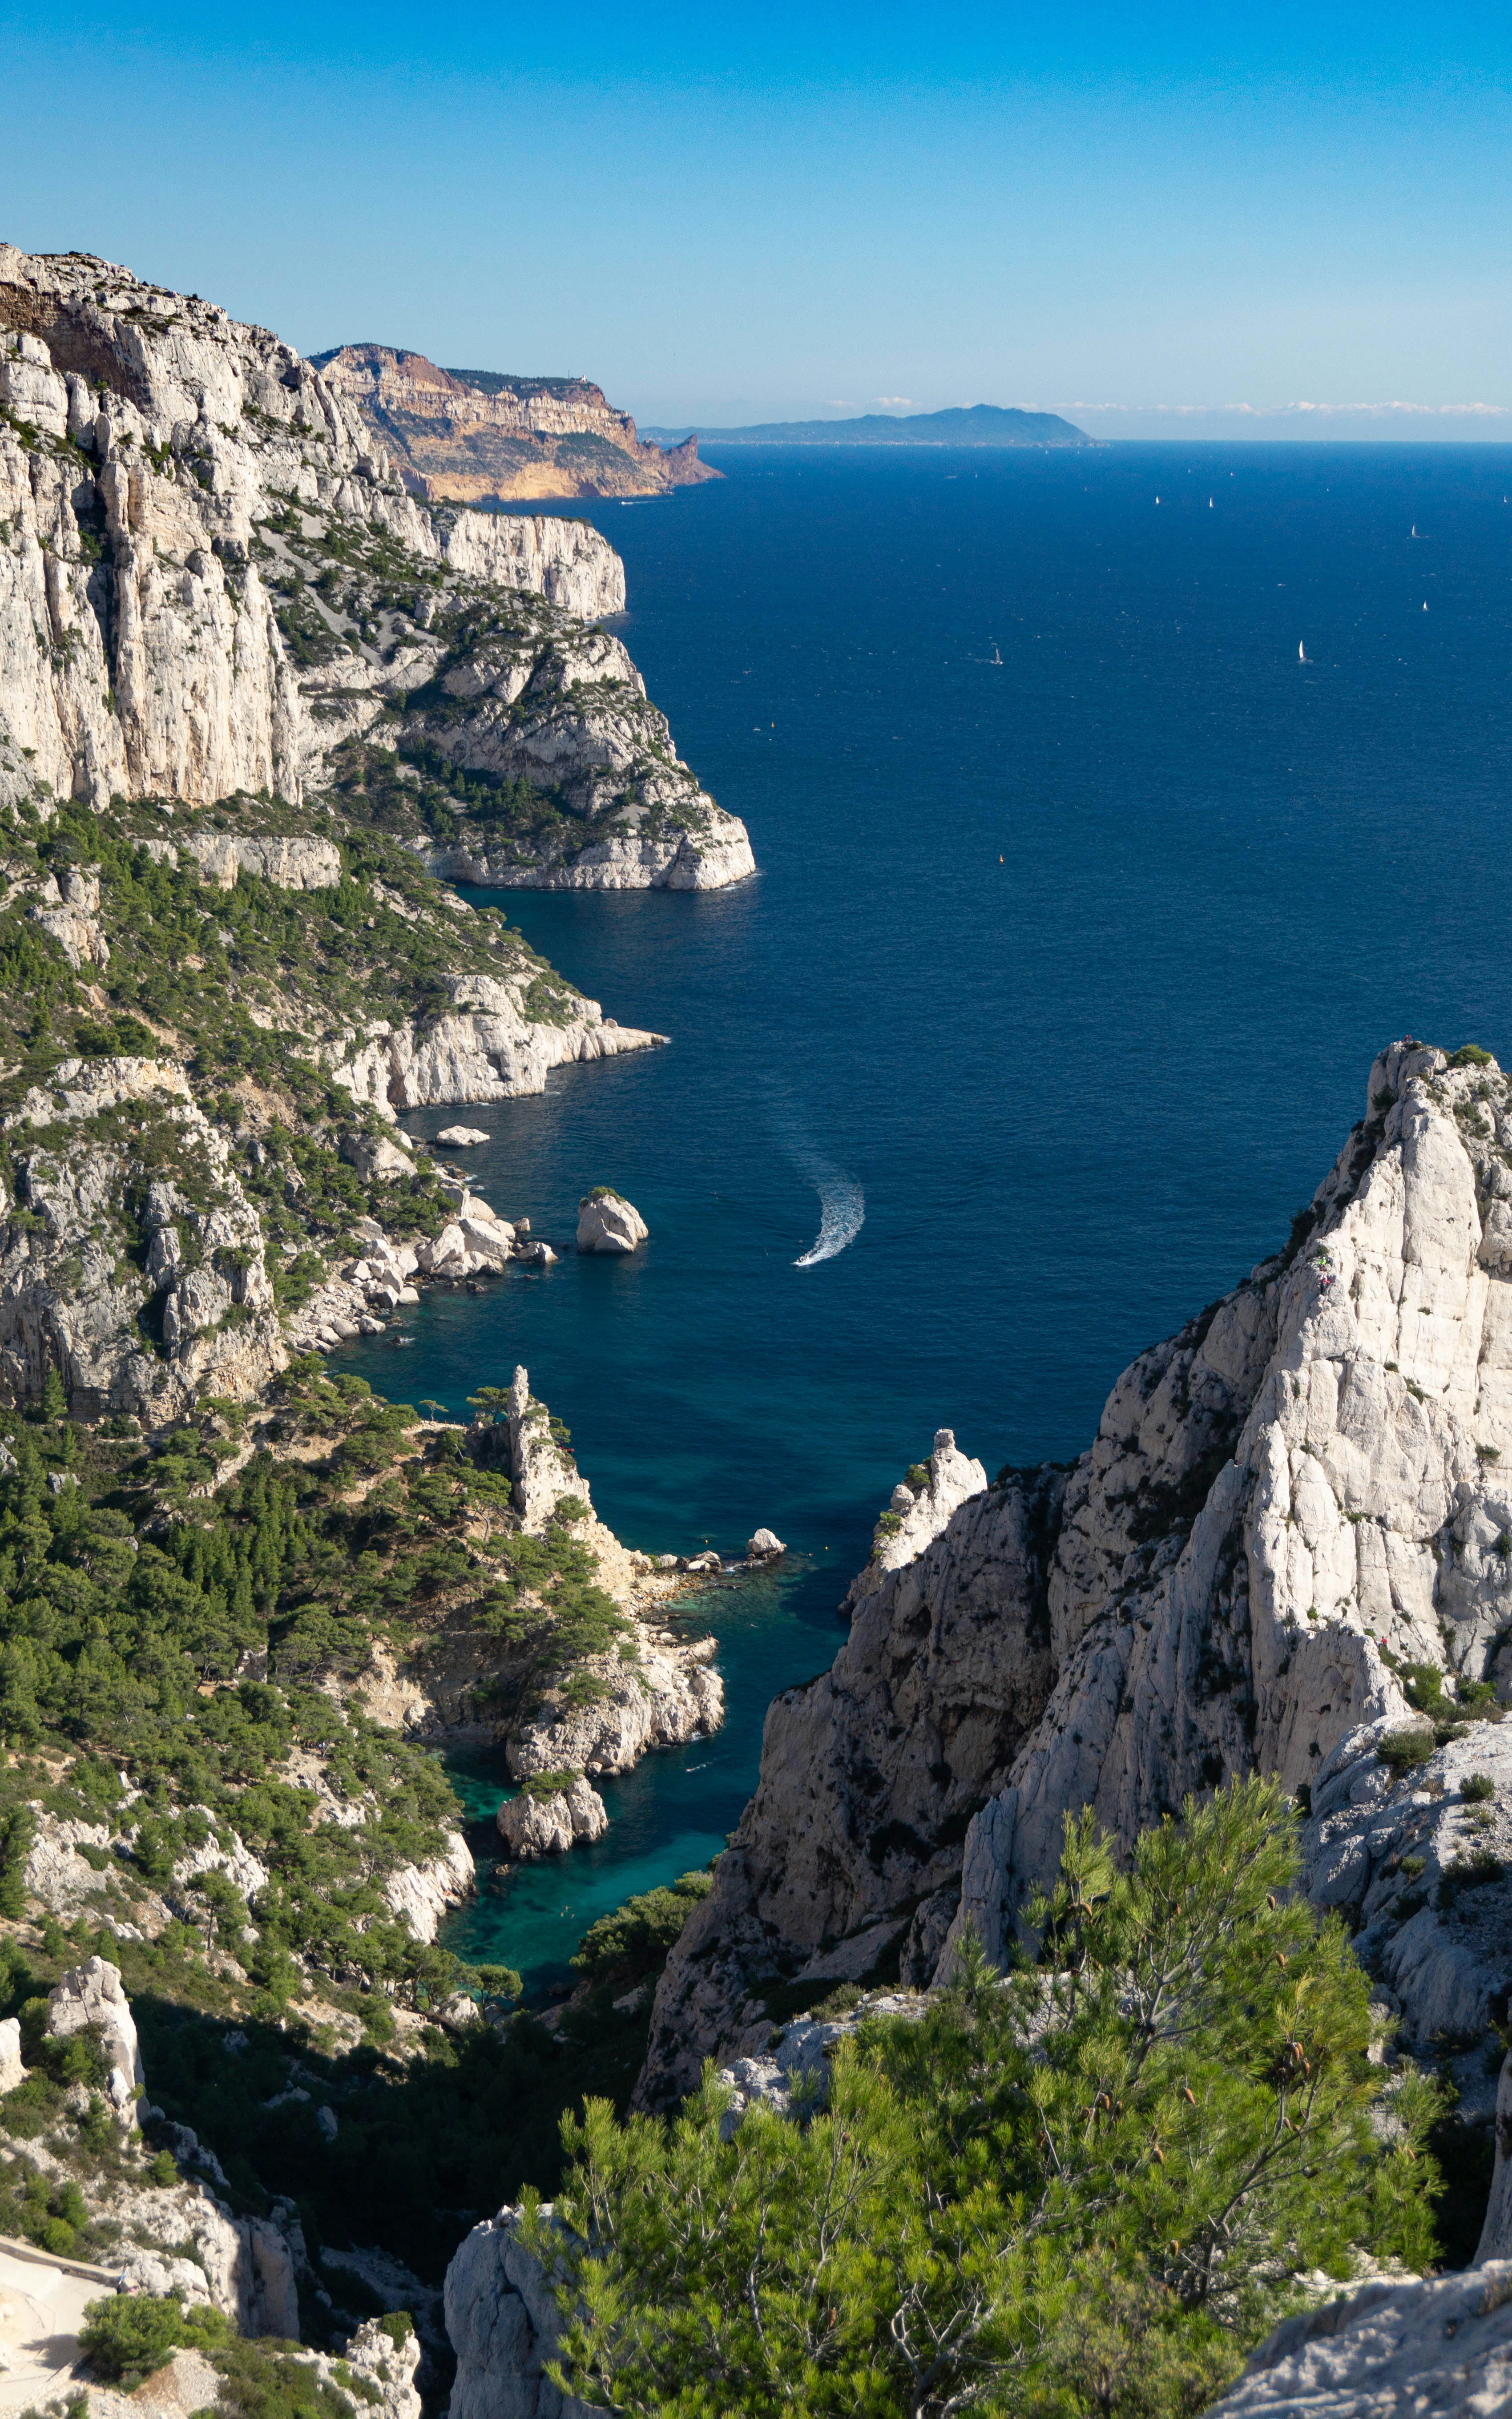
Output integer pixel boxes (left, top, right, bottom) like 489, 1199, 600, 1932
1206, 2262, 1512, 2418
0, 246, 752, 894
312, 345, 719, 505
0, 1050, 285, 1421
444, 2206, 592, 2419
641, 1040, 1512, 2108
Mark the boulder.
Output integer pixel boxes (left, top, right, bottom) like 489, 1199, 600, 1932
0, 2016, 23, 2092
415, 1221, 468, 1276
746, 1528, 786, 1560
437, 1125, 491, 1145
497, 1774, 609, 1859
520, 1241, 557, 1267
341, 1133, 418, 1183
576, 1189, 648, 1254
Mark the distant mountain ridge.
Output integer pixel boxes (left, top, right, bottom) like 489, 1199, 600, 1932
641, 403, 1090, 448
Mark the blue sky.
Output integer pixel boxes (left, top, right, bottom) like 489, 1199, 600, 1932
2, 1, 1508, 435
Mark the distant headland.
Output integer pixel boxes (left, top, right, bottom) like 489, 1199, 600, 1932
641, 402, 1091, 448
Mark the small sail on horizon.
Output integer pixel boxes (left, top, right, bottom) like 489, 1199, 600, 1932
1298, 641, 1307, 663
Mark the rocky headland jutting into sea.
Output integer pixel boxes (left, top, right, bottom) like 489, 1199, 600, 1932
0, 236, 1504, 2419
0, 244, 754, 893
310, 345, 719, 507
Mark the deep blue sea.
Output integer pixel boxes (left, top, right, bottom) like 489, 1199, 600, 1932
336, 442, 1512, 1991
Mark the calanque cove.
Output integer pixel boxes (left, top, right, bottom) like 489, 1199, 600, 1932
0, 242, 1509, 2419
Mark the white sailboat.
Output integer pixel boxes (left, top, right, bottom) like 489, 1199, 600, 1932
1298, 642, 1308, 664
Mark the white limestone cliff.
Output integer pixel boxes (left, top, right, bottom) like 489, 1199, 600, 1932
380, 1826, 476, 1943
0, 248, 754, 892
508, 1628, 723, 1785
47, 1954, 143, 2123
840, 1427, 988, 1609
327, 978, 665, 1120
0, 1052, 282, 1420
444, 2207, 593, 2419
640, 1040, 1512, 2107
0, 267, 618, 810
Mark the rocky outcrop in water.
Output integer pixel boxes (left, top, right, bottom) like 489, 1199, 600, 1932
329, 980, 665, 1119
497, 1774, 609, 1859
312, 345, 718, 506
508, 1628, 722, 1786
640, 1040, 1512, 2108
576, 1189, 648, 1254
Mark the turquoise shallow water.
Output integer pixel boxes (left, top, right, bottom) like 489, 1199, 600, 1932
435, 1565, 828, 1990
333, 441, 1512, 1990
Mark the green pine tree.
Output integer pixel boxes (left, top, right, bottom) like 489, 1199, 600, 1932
525, 1777, 1442, 2419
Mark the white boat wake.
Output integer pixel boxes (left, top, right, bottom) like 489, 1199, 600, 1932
795, 1169, 865, 1266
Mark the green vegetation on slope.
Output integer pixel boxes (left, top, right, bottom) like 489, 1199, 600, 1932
526, 1780, 1443, 2419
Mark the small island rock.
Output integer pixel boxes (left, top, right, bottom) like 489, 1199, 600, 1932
437, 1125, 491, 1146
577, 1189, 649, 1254
496, 1774, 609, 1859
747, 1528, 786, 1561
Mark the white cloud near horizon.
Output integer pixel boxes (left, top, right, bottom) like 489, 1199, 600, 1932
1069, 400, 1510, 419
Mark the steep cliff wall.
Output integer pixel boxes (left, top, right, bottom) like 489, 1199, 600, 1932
312, 345, 718, 504
0, 247, 752, 893
641, 1039, 1512, 2105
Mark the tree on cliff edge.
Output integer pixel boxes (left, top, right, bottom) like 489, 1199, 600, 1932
520, 1777, 1440, 2418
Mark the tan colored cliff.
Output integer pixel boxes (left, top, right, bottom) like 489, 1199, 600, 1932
310, 345, 719, 503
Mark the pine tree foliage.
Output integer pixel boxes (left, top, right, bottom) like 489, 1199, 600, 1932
523, 1778, 1441, 2419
